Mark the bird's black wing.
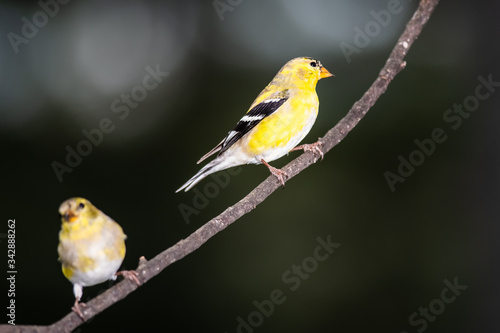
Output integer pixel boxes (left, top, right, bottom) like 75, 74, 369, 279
218, 96, 288, 155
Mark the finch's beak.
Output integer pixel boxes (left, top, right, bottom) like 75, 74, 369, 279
320, 66, 334, 79
63, 211, 77, 223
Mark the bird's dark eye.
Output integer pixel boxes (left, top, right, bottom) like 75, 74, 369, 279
310, 61, 317, 68
78, 203, 85, 210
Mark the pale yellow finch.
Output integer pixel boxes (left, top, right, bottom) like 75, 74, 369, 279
58, 197, 139, 318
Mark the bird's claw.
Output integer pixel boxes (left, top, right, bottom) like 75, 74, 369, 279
269, 167, 288, 188
116, 270, 141, 286
72, 300, 86, 320
260, 159, 288, 188
292, 141, 324, 161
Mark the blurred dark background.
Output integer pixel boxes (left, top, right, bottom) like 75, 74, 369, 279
1, 0, 499, 332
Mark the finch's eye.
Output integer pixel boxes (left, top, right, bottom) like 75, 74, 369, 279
78, 203, 85, 210
310, 61, 317, 68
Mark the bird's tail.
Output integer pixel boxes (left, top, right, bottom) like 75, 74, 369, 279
176, 158, 225, 193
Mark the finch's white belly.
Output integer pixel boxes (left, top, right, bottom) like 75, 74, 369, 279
70, 258, 123, 287
253, 108, 318, 163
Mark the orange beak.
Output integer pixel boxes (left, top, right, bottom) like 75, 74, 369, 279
63, 211, 78, 223
320, 66, 334, 79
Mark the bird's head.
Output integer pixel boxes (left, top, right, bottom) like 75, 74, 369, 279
275, 57, 333, 88
59, 197, 98, 224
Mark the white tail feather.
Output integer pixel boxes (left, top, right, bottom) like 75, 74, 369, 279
176, 162, 216, 192
177, 149, 252, 192
176, 155, 239, 192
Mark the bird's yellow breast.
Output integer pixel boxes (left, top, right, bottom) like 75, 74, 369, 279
58, 217, 126, 279
245, 91, 319, 157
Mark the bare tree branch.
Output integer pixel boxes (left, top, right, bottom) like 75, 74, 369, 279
2, 1, 439, 331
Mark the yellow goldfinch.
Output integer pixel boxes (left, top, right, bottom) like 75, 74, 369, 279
176, 57, 333, 192
58, 197, 140, 318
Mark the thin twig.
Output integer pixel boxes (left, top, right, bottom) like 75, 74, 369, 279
2, 1, 439, 331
